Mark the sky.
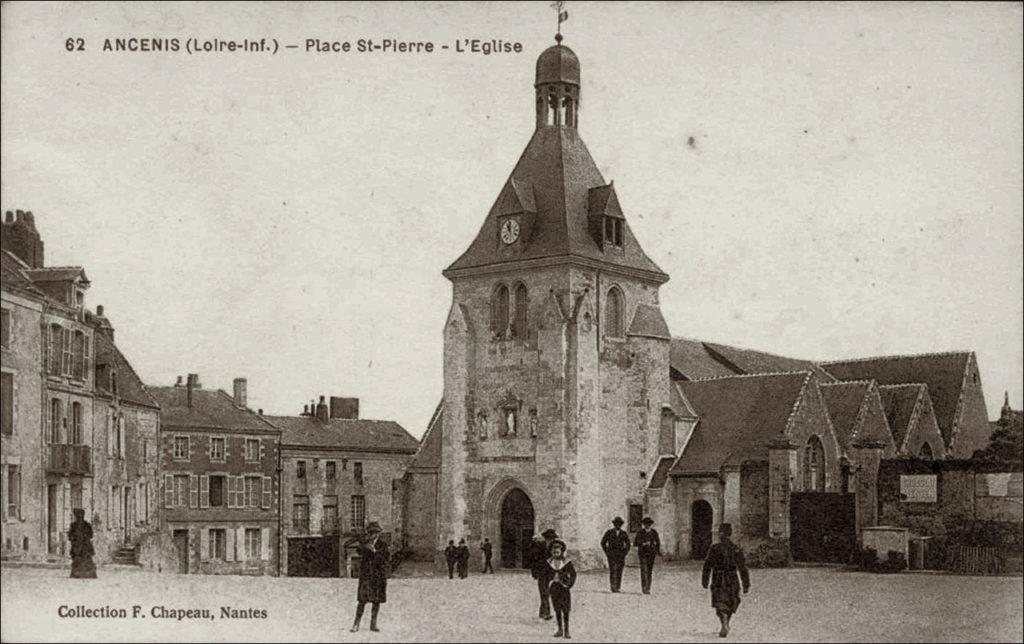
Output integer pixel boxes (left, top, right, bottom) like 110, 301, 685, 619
2, 1, 1021, 438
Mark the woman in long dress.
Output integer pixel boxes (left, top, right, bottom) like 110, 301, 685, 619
68, 509, 97, 579
701, 523, 749, 637
350, 522, 388, 633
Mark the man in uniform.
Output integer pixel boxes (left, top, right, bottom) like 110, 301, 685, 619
444, 540, 457, 579
600, 517, 631, 592
634, 516, 661, 594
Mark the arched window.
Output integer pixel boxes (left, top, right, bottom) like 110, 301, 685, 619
918, 443, 933, 460
49, 398, 62, 444
548, 94, 557, 126
71, 402, 82, 444
492, 284, 510, 338
561, 97, 573, 127
804, 435, 825, 492
512, 283, 528, 339
605, 287, 624, 338
537, 96, 546, 126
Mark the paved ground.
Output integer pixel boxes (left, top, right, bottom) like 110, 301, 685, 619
1, 562, 1021, 642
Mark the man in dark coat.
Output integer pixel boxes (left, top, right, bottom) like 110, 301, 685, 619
701, 523, 750, 638
68, 509, 97, 579
350, 522, 389, 633
481, 538, 494, 574
634, 516, 661, 594
444, 540, 457, 579
600, 517, 630, 592
530, 529, 558, 620
456, 538, 470, 578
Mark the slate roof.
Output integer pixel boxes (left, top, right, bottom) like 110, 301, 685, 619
93, 333, 159, 409
822, 353, 971, 446
877, 384, 925, 450
149, 386, 278, 433
409, 401, 444, 470
628, 304, 671, 339
671, 372, 812, 475
0, 250, 44, 298
444, 127, 667, 281
23, 266, 89, 284
703, 342, 833, 381
535, 43, 580, 86
820, 382, 872, 450
268, 415, 418, 454
669, 337, 737, 380
648, 455, 677, 490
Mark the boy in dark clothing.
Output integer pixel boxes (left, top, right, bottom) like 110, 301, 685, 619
701, 523, 750, 638
546, 539, 577, 638
481, 538, 494, 573
444, 540, 457, 579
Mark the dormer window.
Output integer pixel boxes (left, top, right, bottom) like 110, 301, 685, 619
604, 217, 623, 248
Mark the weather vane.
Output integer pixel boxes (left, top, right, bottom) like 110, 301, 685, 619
551, 1, 569, 43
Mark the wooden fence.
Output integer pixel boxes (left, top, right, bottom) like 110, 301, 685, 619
948, 545, 1003, 575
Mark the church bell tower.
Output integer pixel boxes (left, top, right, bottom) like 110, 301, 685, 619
437, 36, 672, 570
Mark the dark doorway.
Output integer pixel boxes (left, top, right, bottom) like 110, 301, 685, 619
172, 529, 189, 574
287, 536, 340, 577
499, 488, 534, 569
690, 500, 713, 559
123, 488, 131, 544
47, 484, 58, 555
790, 492, 856, 563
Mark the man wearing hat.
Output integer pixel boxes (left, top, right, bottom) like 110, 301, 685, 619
701, 523, 750, 638
633, 516, 661, 594
600, 517, 630, 592
530, 528, 559, 620
350, 521, 389, 633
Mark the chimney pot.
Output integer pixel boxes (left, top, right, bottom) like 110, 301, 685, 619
315, 395, 329, 422
233, 377, 248, 408
186, 373, 197, 408
258, 408, 263, 416
303, 404, 309, 415
175, 375, 184, 387
4, 211, 12, 222
96, 304, 105, 317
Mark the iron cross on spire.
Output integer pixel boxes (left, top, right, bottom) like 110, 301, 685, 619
551, 1, 569, 43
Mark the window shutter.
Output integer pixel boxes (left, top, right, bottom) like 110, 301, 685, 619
262, 476, 272, 509
189, 474, 199, 508
225, 477, 235, 509
62, 328, 72, 375
84, 336, 91, 379
236, 527, 246, 560
260, 527, 270, 561
46, 328, 54, 373
17, 467, 23, 520
199, 475, 209, 508
259, 440, 265, 463
236, 476, 245, 508
200, 528, 209, 562
225, 527, 236, 562
119, 417, 126, 456
164, 475, 174, 508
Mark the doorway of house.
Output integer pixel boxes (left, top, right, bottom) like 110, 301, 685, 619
47, 484, 58, 555
690, 500, 713, 559
123, 488, 131, 544
499, 488, 534, 569
172, 529, 189, 573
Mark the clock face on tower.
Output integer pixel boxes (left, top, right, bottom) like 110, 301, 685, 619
500, 218, 521, 245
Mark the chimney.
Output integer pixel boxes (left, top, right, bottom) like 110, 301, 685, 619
233, 377, 248, 408
258, 408, 263, 416
186, 373, 199, 408
329, 397, 359, 420
175, 375, 184, 387
1, 207, 44, 268
302, 404, 310, 416
96, 305, 104, 317
315, 395, 329, 422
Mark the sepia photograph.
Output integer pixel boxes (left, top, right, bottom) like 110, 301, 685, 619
1, 1, 1022, 642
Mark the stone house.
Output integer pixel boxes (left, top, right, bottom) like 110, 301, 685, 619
268, 395, 418, 577
149, 375, 281, 575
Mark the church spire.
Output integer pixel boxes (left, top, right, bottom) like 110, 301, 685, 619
534, 36, 580, 130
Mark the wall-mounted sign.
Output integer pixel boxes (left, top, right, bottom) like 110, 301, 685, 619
899, 474, 937, 503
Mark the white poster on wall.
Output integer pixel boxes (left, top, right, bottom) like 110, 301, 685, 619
899, 474, 938, 503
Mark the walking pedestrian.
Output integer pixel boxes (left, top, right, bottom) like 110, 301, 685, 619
530, 529, 558, 620
701, 523, 750, 638
546, 539, 577, 639
634, 517, 661, 594
68, 509, 97, 579
350, 522, 389, 633
456, 538, 470, 578
481, 538, 494, 573
600, 517, 630, 592
444, 540, 457, 579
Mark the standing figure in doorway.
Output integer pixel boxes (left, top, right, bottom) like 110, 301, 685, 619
634, 517, 661, 594
68, 509, 97, 579
600, 516, 630, 592
456, 538, 470, 578
481, 538, 494, 573
350, 522, 389, 633
444, 540, 457, 579
701, 523, 750, 638
546, 539, 577, 639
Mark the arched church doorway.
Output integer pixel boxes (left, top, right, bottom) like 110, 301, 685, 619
690, 500, 713, 560
500, 488, 534, 569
